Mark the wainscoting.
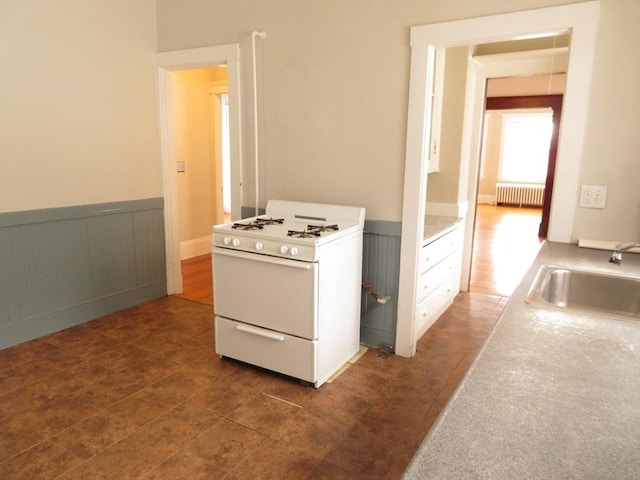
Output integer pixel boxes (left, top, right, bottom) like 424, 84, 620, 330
0, 198, 167, 349
360, 220, 401, 348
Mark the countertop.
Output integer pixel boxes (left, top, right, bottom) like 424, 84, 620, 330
403, 241, 640, 480
424, 215, 461, 242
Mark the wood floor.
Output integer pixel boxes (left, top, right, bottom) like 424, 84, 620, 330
470, 204, 545, 296
175, 255, 213, 305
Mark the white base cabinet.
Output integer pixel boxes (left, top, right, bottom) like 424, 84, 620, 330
415, 224, 462, 339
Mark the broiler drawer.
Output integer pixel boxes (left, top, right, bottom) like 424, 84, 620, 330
215, 316, 317, 383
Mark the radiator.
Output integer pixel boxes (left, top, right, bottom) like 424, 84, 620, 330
496, 183, 545, 207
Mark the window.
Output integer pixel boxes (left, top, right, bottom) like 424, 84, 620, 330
498, 111, 553, 183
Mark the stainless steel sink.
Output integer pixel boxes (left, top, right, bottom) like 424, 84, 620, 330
526, 265, 640, 320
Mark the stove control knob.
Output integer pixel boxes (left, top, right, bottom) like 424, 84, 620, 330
232, 238, 241, 247
255, 241, 264, 251
290, 246, 300, 256
223, 237, 232, 246
279, 245, 289, 255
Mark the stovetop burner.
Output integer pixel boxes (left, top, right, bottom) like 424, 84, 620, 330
287, 224, 340, 238
288, 229, 321, 238
232, 216, 285, 230
231, 221, 264, 230
256, 217, 285, 225
307, 224, 338, 233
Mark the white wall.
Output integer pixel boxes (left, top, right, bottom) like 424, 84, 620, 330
156, 0, 640, 243
173, 68, 217, 244
572, 0, 640, 242
0, 0, 162, 213
3, 0, 637, 244
156, 0, 593, 224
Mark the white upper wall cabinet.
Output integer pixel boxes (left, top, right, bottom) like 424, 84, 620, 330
426, 47, 446, 174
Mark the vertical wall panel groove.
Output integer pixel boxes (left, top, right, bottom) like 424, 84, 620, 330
360, 221, 401, 349
0, 198, 166, 349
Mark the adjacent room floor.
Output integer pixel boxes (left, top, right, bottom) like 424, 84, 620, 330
470, 204, 544, 296
0, 205, 542, 479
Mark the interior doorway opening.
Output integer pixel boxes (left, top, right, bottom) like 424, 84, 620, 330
396, 2, 600, 358
172, 67, 230, 266
470, 92, 563, 297
156, 43, 242, 295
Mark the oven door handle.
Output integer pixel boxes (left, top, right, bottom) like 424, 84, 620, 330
236, 324, 285, 341
212, 247, 312, 270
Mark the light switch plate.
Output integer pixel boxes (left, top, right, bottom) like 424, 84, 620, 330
579, 185, 607, 209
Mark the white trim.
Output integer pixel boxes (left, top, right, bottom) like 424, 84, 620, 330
157, 70, 182, 295
477, 195, 496, 205
156, 44, 239, 69
156, 43, 243, 294
396, 1, 600, 358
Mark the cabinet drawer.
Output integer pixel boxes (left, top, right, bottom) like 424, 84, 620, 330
416, 275, 457, 333
420, 228, 459, 273
417, 252, 457, 300
215, 317, 317, 382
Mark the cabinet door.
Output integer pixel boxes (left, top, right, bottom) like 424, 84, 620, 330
426, 47, 446, 174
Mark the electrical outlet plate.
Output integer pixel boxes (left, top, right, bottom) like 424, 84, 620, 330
579, 185, 607, 209
177, 161, 186, 173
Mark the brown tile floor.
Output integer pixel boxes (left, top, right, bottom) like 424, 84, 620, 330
0, 205, 540, 479
0, 293, 505, 479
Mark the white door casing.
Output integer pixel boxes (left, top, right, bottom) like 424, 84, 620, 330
396, 2, 600, 357
157, 44, 242, 294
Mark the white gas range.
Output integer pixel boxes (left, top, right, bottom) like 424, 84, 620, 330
211, 200, 365, 387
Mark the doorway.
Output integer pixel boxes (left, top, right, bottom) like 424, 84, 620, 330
396, 2, 600, 358
157, 43, 242, 295
470, 93, 563, 296
172, 67, 229, 262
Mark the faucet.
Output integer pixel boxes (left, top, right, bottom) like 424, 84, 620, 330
609, 242, 640, 264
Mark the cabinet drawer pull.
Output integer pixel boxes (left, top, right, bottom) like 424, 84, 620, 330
236, 324, 285, 341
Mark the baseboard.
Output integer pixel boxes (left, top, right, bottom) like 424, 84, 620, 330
180, 236, 212, 260
0, 198, 166, 350
477, 194, 496, 205
0, 282, 166, 349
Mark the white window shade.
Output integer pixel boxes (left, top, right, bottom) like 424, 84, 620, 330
498, 112, 553, 183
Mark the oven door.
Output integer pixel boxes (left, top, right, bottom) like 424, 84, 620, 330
212, 247, 318, 339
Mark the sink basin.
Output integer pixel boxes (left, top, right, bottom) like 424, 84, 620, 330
526, 265, 640, 320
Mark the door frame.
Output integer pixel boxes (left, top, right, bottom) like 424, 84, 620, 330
157, 44, 242, 294
484, 94, 563, 237
210, 81, 229, 225
396, 2, 600, 358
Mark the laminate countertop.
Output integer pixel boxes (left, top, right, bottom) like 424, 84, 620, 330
424, 215, 461, 242
403, 241, 640, 480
